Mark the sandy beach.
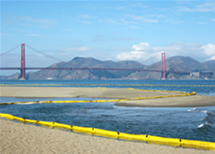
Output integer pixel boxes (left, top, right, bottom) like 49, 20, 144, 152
0, 119, 214, 154
1, 87, 215, 107
1, 86, 215, 153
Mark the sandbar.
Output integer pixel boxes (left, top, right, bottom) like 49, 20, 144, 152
1, 87, 215, 107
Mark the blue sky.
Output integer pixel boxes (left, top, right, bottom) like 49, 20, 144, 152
1, 0, 215, 75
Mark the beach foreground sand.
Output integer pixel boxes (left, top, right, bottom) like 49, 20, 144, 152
1, 87, 215, 107
0, 119, 214, 154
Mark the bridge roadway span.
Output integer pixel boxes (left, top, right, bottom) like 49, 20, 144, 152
0, 67, 190, 74
1, 87, 215, 107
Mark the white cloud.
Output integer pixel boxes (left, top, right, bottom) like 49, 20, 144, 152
116, 51, 146, 60
212, 19, 215, 22
102, 18, 118, 24
201, 44, 215, 56
0, 33, 9, 36
20, 16, 56, 28
179, 2, 215, 12
63, 47, 90, 52
132, 42, 149, 50
101, 14, 159, 28
197, 22, 207, 24
79, 15, 97, 25
27, 34, 41, 37
62, 28, 73, 32
3, 14, 56, 29
81, 20, 91, 24
126, 15, 144, 21
79, 15, 97, 19
209, 55, 215, 60
116, 42, 215, 64
116, 42, 162, 63
116, 50, 161, 63
126, 15, 158, 23
129, 25, 139, 29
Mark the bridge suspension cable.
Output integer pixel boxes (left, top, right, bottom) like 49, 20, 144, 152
25, 44, 65, 62
0, 45, 20, 56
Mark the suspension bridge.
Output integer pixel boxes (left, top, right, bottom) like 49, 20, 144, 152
0, 43, 202, 80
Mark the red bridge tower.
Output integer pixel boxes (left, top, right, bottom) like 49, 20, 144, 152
20, 43, 25, 80
161, 52, 166, 80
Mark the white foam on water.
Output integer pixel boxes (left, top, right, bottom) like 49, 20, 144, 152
188, 108, 196, 112
201, 110, 208, 114
198, 124, 204, 128
205, 122, 215, 126
18, 103, 34, 105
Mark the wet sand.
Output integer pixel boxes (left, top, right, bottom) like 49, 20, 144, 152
0, 119, 214, 154
1, 87, 215, 107
115, 95, 215, 107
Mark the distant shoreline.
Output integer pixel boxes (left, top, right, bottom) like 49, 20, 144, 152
1, 78, 215, 80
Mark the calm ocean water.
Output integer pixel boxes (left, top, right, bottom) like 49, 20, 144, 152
0, 80, 215, 142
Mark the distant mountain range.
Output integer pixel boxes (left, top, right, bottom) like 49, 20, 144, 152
1, 56, 215, 80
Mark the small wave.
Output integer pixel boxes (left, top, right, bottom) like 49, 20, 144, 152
198, 124, 204, 128
18, 103, 34, 105
205, 122, 215, 127
203, 111, 215, 119
201, 110, 209, 114
188, 108, 215, 115
207, 111, 215, 116
188, 108, 196, 112
187, 108, 207, 113
198, 122, 215, 128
